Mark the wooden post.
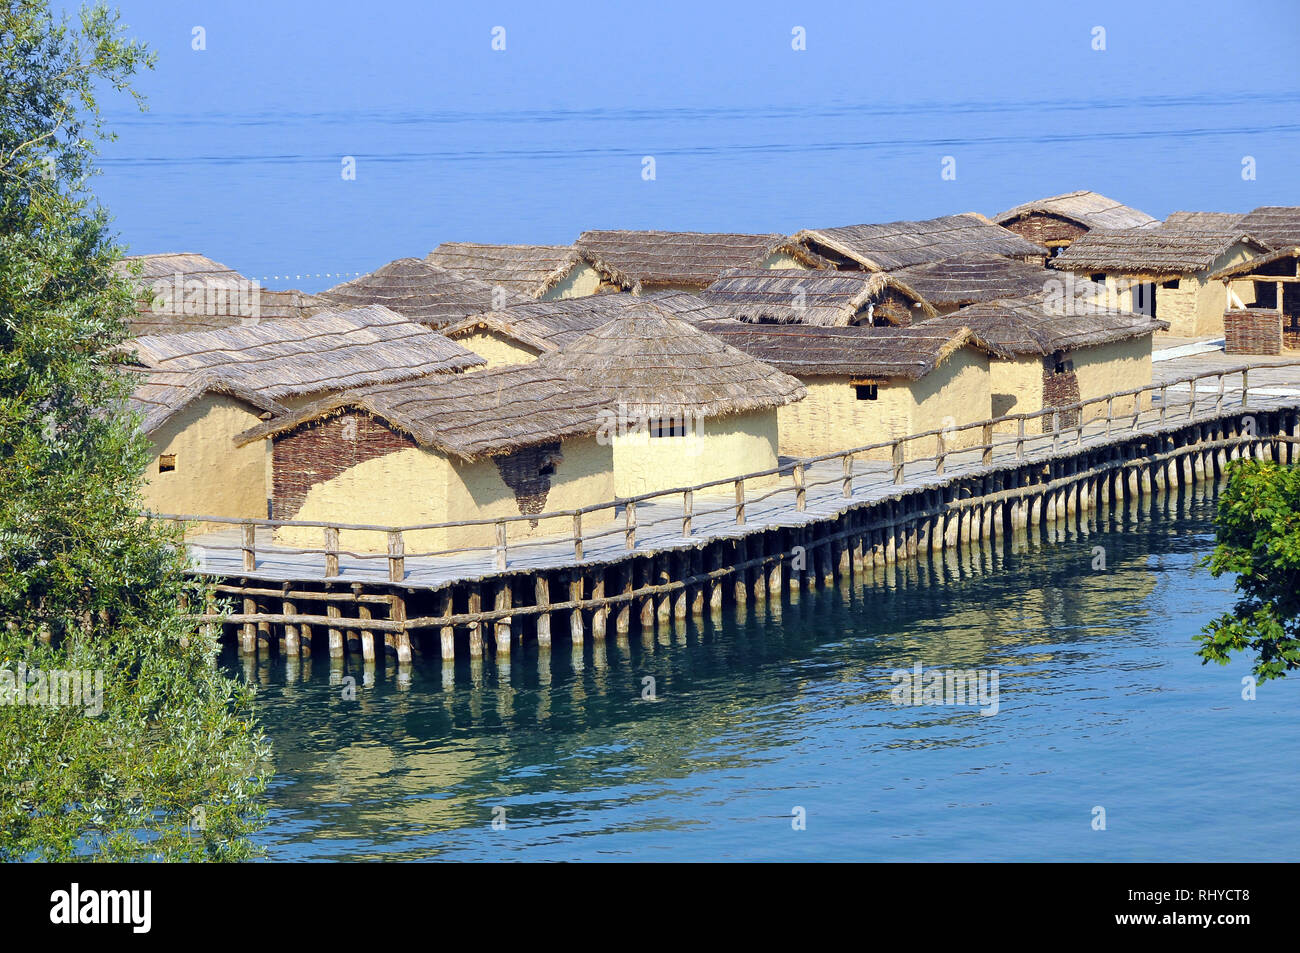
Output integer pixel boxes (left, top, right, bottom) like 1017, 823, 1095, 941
641, 559, 657, 627
1216, 374, 1225, 414
327, 602, 342, 658
1159, 384, 1168, 422
467, 586, 483, 658
1242, 368, 1249, 406
438, 589, 455, 660
734, 479, 746, 525
495, 520, 508, 571
387, 530, 404, 582
1188, 378, 1197, 417
358, 602, 375, 661
935, 432, 946, 475
1052, 410, 1061, 449
892, 440, 905, 485
242, 522, 256, 573
534, 575, 552, 646
569, 572, 584, 643
572, 512, 583, 561
1105, 397, 1114, 437
592, 571, 609, 636
981, 422, 993, 466
682, 489, 693, 537
625, 501, 637, 550
324, 526, 339, 578
240, 595, 256, 653
282, 596, 298, 656
794, 463, 806, 510
494, 582, 512, 657
842, 454, 854, 498
391, 593, 411, 663
616, 564, 633, 634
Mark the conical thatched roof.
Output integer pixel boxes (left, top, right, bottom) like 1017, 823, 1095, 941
538, 304, 806, 417
443, 290, 729, 354
129, 305, 485, 401
703, 321, 1003, 379
125, 368, 286, 435
792, 213, 1048, 272
237, 362, 611, 461
574, 230, 824, 291
1050, 225, 1269, 276
994, 191, 1157, 232
113, 252, 322, 336
426, 242, 586, 298
1164, 211, 1246, 230
1237, 206, 1300, 249
698, 267, 936, 326
885, 254, 1054, 310
316, 257, 531, 328
932, 293, 1166, 356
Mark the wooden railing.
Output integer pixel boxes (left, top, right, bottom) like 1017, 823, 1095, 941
153, 360, 1300, 581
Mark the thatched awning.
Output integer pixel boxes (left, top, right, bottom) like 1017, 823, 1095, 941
791, 213, 1047, 272
426, 242, 585, 298
699, 267, 936, 326
888, 254, 1053, 309
316, 257, 531, 328
444, 290, 730, 353
1050, 225, 1268, 277
1237, 206, 1300, 250
703, 321, 1003, 379
237, 362, 612, 461
933, 293, 1166, 356
126, 368, 286, 435
538, 304, 806, 417
128, 304, 486, 401
1208, 246, 1300, 281
574, 230, 823, 291
994, 191, 1157, 231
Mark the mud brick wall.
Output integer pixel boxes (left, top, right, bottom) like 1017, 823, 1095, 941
1040, 355, 1082, 432
1224, 309, 1282, 355
272, 412, 415, 520
1003, 214, 1087, 249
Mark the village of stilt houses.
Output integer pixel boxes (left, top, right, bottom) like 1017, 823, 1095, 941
123, 193, 1300, 666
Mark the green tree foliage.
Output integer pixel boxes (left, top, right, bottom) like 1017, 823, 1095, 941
0, 1, 268, 860
1198, 458, 1300, 683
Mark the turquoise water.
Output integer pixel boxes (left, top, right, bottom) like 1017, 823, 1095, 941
230, 487, 1300, 861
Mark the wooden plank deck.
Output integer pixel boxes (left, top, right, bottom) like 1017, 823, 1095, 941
184, 349, 1300, 590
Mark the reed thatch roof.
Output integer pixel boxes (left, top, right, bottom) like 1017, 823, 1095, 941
887, 254, 1053, 309
237, 362, 612, 461
426, 242, 586, 298
574, 230, 823, 290
1164, 211, 1246, 230
1237, 206, 1300, 250
1208, 245, 1300, 281
698, 267, 936, 326
703, 321, 1001, 379
114, 253, 322, 336
316, 258, 531, 328
1050, 225, 1268, 276
538, 304, 806, 417
933, 293, 1165, 356
994, 191, 1157, 232
443, 290, 730, 354
792, 213, 1048, 272
128, 305, 485, 401
126, 368, 285, 435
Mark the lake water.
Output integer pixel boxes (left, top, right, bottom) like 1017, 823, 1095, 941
229, 486, 1300, 861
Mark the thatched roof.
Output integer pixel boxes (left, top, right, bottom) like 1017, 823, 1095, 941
573, 230, 823, 290
994, 191, 1157, 231
113, 253, 322, 336
792, 213, 1048, 272
698, 267, 936, 326
426, 242, 585, 298
1050, 224, 1268, 276
1208, 245, 1300, 281
537, 304, 806, 417
126, 368, 285, 435
443, 290, 730, 354
933, 293, 1165, 356
1237, 207, 1300, 249
316, 258, 531, 328
1164, 211, 1246, 230
703, 321, 1001, 379
237, 362, 612, 461
888, 254, 1053, 309
128, 305, 485, 401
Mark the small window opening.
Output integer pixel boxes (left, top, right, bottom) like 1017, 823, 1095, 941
1054, 359, 1074, 375
855, 384, 879, 401
1090, 273, 1106, 284
538, 462, 555, 476
1161, 278, 1179, 289
158, 454, 176, 473
649, 419, 686, 438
